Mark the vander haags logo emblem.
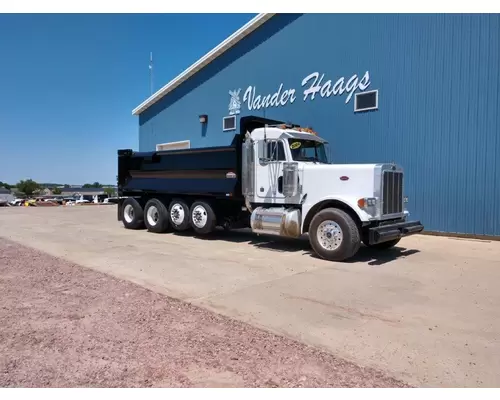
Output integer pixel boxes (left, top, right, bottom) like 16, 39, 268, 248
228, 89, 241, 115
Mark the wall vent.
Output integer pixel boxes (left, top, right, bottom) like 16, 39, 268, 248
223, 115, 236, 131
156, 140, 191, 151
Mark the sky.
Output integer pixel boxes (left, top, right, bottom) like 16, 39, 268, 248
0, 13, 256, 185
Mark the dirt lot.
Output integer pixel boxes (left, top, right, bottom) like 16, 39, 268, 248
0, 239, 408, 388
1, 206, 500, 387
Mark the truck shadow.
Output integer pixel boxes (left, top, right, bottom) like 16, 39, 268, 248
182, 228, 420, 266
343, 246, 420, 266
175, 228, 309, 253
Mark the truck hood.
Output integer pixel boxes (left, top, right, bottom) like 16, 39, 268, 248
301, 162, 379, 175
300, 163, 379, 200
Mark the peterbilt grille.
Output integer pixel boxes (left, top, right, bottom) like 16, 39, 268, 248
382, 171, 403, 215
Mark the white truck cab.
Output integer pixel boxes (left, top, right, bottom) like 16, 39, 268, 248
242, 124, 423, 261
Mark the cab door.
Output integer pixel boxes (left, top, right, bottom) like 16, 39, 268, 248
255, 139, 287, 201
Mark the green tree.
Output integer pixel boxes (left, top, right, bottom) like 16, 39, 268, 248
104, 187, 115, 196
52, 187, 62, 195
0, 181, 11, 190
16, 179, 40, 196
82, 182, 102, 188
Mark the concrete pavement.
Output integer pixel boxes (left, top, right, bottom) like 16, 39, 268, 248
1, 205, 499, 387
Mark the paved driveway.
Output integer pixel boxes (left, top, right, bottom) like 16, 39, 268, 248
1, 206, 499, 387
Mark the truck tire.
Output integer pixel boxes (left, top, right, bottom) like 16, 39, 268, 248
363, 238, 401, 249
308, 207, 361, 262
190, 200, 217, 235
144, 198, 170, 233
168, 198, 191, 231
121, 197, 145, 230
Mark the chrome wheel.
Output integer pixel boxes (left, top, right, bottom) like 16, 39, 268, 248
317, 220, 343, 251
123, 204, 134, 223
192, 205, 208, 228
146, 205, 159, 227
170, 203, 185, 225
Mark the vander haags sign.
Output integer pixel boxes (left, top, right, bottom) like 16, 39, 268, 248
228, 71, 371, 115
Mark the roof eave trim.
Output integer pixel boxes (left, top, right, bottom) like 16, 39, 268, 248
131, 13, 275, 116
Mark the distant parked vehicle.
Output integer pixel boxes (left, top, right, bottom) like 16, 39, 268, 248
10, 198, 26, 206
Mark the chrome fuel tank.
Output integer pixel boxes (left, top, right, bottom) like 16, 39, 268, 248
250, 207, 302, 238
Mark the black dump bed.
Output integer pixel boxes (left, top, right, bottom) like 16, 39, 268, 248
117, 145, 242, 199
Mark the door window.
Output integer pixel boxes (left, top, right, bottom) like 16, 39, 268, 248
266, 140, 286, 161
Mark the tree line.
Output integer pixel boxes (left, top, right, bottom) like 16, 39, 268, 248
0, 179, 115, 197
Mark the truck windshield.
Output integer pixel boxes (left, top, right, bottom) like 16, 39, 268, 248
288, 139, 329, 164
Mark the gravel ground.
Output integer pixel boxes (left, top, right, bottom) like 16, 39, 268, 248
0, 239, 410, 388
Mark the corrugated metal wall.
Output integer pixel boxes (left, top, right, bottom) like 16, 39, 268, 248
139, 13, 500, 236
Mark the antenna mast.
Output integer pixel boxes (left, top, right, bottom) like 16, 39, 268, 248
149, 52, 154, 95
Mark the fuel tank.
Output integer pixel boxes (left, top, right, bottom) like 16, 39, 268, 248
250, 207, 302, 238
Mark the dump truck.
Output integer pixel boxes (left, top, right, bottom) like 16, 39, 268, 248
117, 122, 423, 262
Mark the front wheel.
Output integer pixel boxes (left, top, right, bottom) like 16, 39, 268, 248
308, 208, 361, 262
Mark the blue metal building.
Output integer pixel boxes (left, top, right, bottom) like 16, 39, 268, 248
132, 13, 500, 237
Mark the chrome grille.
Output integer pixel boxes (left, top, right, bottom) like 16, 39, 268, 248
382, 171, 403, 215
